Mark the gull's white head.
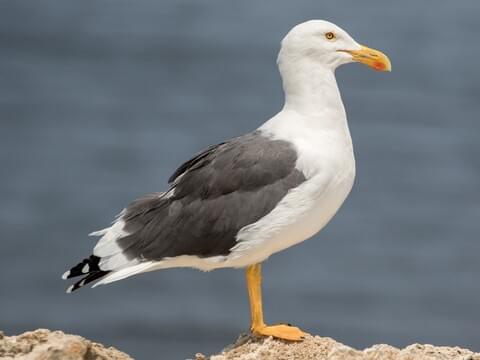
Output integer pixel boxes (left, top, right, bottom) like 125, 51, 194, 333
279, 20, 391, 73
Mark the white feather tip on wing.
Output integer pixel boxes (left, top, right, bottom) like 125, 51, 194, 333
89, 228, 109, 237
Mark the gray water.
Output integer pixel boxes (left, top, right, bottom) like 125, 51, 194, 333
1, 1, 479, 359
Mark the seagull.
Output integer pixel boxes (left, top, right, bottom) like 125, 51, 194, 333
62, 20, 391, 341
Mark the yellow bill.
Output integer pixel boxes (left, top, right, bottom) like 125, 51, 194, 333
341, 45, 392, 72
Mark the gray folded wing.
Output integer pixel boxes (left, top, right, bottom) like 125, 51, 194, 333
116, 131, 306, 262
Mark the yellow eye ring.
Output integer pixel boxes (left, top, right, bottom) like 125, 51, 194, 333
325, 32, 336, 40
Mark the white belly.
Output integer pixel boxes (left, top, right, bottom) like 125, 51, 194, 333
224, 151, 355, 268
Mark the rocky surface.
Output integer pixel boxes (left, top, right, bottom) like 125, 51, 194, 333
195, 334, 480, 360
0, 329, 132, 360
1, 329, 479, 360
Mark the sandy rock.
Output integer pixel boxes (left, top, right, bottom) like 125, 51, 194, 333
0, 329, 132, 360
3, 329, 479, 360
198, 334, 480, 360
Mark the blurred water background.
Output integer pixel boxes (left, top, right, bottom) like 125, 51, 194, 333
1, 1, 479, 359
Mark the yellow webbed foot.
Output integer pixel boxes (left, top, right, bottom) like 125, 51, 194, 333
252, 324, 307, 341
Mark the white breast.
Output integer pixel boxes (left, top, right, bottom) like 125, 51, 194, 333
223, 109, 356, 268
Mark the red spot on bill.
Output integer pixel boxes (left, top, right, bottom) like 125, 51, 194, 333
374, 61, 386, 71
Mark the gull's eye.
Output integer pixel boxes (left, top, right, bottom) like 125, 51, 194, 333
325, 32, 336, 41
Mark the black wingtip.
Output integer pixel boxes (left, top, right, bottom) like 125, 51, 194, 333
65, 270, 110, 293
62, 255, 102, 280
63, 255, 110, 293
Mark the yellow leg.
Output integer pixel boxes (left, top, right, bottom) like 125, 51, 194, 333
245, 263, 306, 341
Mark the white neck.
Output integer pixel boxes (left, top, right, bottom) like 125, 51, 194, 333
257, 55, 355, 182
281, 57, 345, 120
258, 56, 355, 181
260, 54, 350, 137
